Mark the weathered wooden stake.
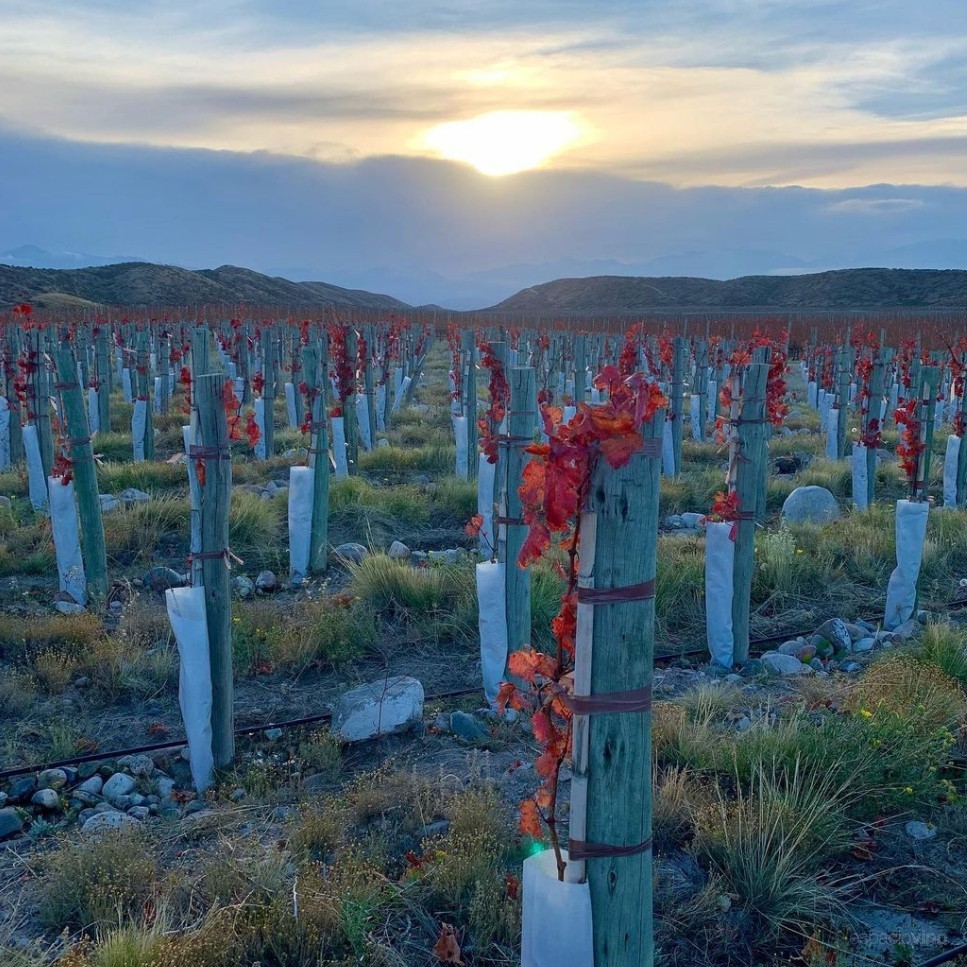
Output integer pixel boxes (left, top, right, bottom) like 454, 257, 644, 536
54, 347, 108, 603
303, 343, 330, 573
503, 367, 535, 664
670, 336, 685, 475
260, 326, 276, 459
583, 413, 660, 967
195, 373, 234, 769
732, 363, 769, 664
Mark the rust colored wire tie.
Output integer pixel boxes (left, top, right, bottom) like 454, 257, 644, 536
568, 835, 653, 862
68, 437, 91, 448
494, 515, 524, 526
53, 381, 79, 392
188, 445, 231, 460
576, 578, 655, 605
189, 548, 243, 567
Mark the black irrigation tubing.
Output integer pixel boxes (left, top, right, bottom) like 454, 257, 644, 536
0, 685, 481, 782
920, 944, 967, 967
3, 597, 966, 783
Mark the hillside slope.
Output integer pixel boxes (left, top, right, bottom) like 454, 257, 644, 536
0, 262, 409, 311
491, 268, 967, 312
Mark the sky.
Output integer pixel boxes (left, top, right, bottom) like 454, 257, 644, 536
2, 0, 967, 306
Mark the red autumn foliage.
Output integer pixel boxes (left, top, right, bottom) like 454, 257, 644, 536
894, 398, 925, 489
477, 341, 510, 463
498, 366, 666, 856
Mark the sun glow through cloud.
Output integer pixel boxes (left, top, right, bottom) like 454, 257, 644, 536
422, 110, 585, 176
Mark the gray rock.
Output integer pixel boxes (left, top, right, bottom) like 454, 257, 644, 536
155, 777, 176, 801
143, 567, 186, 592
8, 777, 36, 803
119, 488, 151, 505
0, 807, 24, 839
229, 787, 247, 802
31, 789, 61, 810
664, 514, 685, 529
808, 657, 825, 672
126, 806, 151, 820
876, 448, 896, 464
450, 711, 489, 743
255, 570, 278, 592
183, 800, 209, 816
680, 512, 704, 529
892, 619, 921, 641
376, 438, 390, 449
37, 768, 68, 791
99, 493, 120, 513
54, 600, 85, 614
333, 542, 368, 566
780, 486, 841, 525
852, 637, 876, 654
71, 791, 100, 807
388, 540, 411, 559
232, 575, 255, 598
102, 773, 137, 801
761, 652, 811, 676
841, 661, 863, 673
82, 811, 140, 834
0, 495, 10, 508
739, 659, 764, 678
845, 622, 869, 643
905, 821, 937, 841
118, 754, 155, 778
333, 676, 424, 742
815, 618, 852, 653
263, 728, 283, 741
735, 716, 752, 732
420, 820, 450, 838
112, 795, 134, 810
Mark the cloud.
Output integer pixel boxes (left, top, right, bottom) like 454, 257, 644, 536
827, 197, 927, 215
2, 127, 967, 307
1, 0, 967, 187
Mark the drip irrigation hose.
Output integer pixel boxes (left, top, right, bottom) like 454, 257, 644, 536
919, 945, 967, 967
2, 598, 964, 782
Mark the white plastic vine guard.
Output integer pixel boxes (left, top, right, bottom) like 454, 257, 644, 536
521, 848, 593, 967
705, 520, 735, 667
884, 499, 929, 630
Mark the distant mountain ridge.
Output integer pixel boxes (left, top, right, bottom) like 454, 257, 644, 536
0, 262, 409, 311
491, 268, 967, 313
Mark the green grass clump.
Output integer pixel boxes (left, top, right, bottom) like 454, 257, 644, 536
920, 622, 967, 687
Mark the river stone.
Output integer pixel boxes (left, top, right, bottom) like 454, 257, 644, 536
103, 773, 137, 801
82, 811, 140, 835
333, 543, 368, 566
143, 567, 186, 592
255, 570, 278, 592
31, 788, 61, 810
852, 637, 876, 654
815, 618, 852, 653
761, 652, 810, 676
680, 512, 704, 529
892, 618, 920, 641
780, 486, 841, 525
119, 488, 151, 505
99, 493, 120, 513
37, 768, 68, 791
333, 676, 424, 742
388, 540, 411, 560
118, 754, 155, 778
233, 575, 255, 598
450, 711, 489, 743
8, 777, 36, 803
0, 808, 23, 839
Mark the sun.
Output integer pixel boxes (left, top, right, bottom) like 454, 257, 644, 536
422, 110, 584, 177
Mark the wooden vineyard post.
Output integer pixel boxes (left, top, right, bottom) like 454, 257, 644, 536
195, 374, 234, 769
462, 330, 478, 480
5, 326, 23, 465
260, 325, 276, 460
503, 367, 535, 663
579, 412, 661, 967
836, 347, 850, 459
29, 329, 54, 478
344, 326, 359, 474
136, 329, 154, 460
95, 326, 111, 434
958, 366, 967, 506
188, 328, 211, 589
917, 366, 939, 499
363, 325, 377, 449
865, 351, 887, 507
732, 363, 769, 664
752, 345, 772, 525
54, 346, 108, 603
573, 334, 587, 403
695, 341, 709, 442
670, 336, 685, 475
303, 343, 330, 573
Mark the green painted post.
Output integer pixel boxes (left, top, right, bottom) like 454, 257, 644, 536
303, 343, 330, 573
54, 346, 108, 603
343, 326, 359, 473
836, 347, 850, 460
695, 341, 709, 442
30, 329, 54, 479
260, 325, 276, 459
582, 411, 660, 967
462, 330, 478, 480
195, 373, 234, 769
503, 367, 535, 665
917, 366, 939, 501
573, 334, 587, 403
95, 327, 111, 435
671, 336, 685, 475
136, 329, 154, 461
958, 357, 967, 506
865, 352, 887, 507
5, 326, 23, 465
732, 363, 769, 664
